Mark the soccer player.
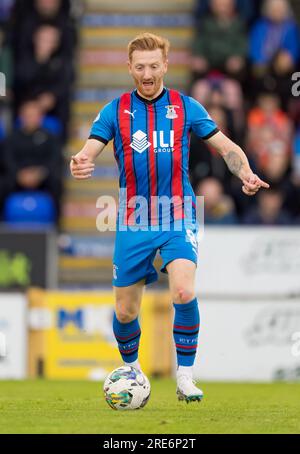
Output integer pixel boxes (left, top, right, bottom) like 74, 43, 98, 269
70, 33, 269, 403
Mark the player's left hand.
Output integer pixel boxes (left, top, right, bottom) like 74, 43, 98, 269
242, 173, 270, 196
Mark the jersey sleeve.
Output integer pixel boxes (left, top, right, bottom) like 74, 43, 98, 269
89, 101, 115, 144
188, 97, 219, 140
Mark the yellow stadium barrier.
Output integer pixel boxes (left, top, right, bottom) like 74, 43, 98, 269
28, 289, 173, 380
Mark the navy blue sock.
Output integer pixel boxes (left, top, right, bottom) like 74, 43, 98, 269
173, 298, 200, 367
113, 313, 141, 363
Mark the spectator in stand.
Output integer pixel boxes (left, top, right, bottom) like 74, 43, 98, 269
0, 98, 11, 143
0, 137, 9, 218
196, 177, 238, 225
14, 24, 74, 141
250, 0, 300, 104
0, 0, 14, 26
0, 115, 5, 140
9, 0, 77, 60
191, 73, 245, 141
2, 99, 63, 220
287, 93, 300, 191
0, 25, 12, 148
243, 187, 293, 225
246, 92, 293, 172
189, 104, 234, 191
0, 25, 10, 214
258, 147, 300, 220
230, 94, 295, 223
0, 26, 12, 93
293, 126, 300, 184
194, 0, 263, 25
191, 0, 248, 80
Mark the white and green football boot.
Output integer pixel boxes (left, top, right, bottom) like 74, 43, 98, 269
176, 375, 203, 403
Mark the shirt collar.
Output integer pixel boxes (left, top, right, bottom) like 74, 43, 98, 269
133, 87, 167, 104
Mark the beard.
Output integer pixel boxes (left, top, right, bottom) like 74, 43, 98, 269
135, 77, 163, 100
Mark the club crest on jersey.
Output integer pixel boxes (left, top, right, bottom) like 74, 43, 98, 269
130, 130, 151, 153
165, 105, 179, 119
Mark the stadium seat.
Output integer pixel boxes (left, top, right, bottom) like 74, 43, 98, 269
15, 115, 63, 136
3, 191, 56, 225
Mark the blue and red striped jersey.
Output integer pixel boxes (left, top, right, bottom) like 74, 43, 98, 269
89, 88, 218, 226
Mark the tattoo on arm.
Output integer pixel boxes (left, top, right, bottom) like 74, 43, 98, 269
224, 151, 244, 178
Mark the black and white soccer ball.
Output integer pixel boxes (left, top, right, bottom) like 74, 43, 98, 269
103, 366, 151, 410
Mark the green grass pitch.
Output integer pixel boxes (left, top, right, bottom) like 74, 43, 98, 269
0, 380, 299, 434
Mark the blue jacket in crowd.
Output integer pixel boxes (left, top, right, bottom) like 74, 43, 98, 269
250, 18, 300, 64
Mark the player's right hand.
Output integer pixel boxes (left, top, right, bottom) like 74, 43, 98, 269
70, 153, 95, 180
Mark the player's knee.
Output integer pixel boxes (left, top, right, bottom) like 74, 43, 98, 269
115, 306, 137, 324
173, 287, 195, 305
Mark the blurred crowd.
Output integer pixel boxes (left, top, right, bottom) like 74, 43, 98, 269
0, 0, 79, 225
0, 0, 300, 227
189, 0, 300, 225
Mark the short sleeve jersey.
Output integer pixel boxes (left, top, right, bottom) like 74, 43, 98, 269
90, 88, 218, 226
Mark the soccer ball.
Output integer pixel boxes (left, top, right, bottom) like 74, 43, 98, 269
103, 366, 151, 410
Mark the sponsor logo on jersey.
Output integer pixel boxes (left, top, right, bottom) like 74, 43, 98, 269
153, 130, 174, 153
130, 130, 151, 153
130, 130, 174, 153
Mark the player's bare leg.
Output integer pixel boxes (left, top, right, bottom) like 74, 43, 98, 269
167, 259, 203, 403
113, 279, 145, 371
